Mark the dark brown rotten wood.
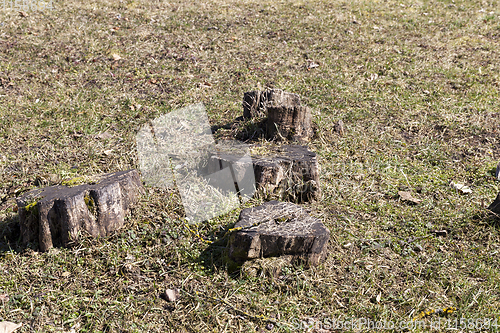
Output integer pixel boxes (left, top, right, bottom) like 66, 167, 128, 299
227, 200, 329, 266
206, 144, 320, 203
16, 170, 144, 251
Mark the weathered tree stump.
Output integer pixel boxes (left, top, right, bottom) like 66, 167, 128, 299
243, 89, 301, 119
227, 200, 329, 266
206, 144, 320, 203
488, 192, 500, 215
242, 89, 313, 142
16, 170, 144, 251
243, 91, 266, 119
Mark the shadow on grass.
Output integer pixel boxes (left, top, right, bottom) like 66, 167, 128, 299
0, 213, 23, 253
475, 209, 500, 228
211, 117, 268, 143
196, 224, 243, 278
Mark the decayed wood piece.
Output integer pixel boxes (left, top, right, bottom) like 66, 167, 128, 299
16, 170, 144, 251
206, 144, 320, 203
227, 200, 330, 266
242, 89, 313, 142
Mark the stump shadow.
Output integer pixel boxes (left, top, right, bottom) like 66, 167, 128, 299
196, 222, 243, 277
476, 209, 500, 228
210, 117, 268, 144
0, 213, 24, 253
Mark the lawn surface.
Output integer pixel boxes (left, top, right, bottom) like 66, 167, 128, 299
1, 0, 500, 331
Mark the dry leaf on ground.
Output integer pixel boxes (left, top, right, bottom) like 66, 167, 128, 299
306, 61, 320, 70
95, 131, 113, 140
160, 289, 180, 302
0, 321, 22, 333
450, 181, 472, 194
398, 191, 421, 204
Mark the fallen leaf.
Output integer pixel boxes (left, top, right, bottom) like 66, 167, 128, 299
413, 244, 423, 252
110, 53, 122, 61
398, 191, 421, 205
160, 289, 180, 302
367, 73, 378, 81
450, 181, 472, 194
432, 230, 448, 237
0, 321, 22, 333
103, 149, 113, 156
306, 61, 320, 70
61, 272, 71, 278
95, 131, 113, 140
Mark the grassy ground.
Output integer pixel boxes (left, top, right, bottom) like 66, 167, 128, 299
1, 0, 500, 331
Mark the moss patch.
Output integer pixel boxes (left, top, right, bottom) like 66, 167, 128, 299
84, 193, 96, 216
61, 176, 98, 187
24, 199, 39, 217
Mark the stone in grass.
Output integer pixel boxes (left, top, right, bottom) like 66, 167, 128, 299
206, 144, 320, 203
16, 170, 144, 252
227, 201, 329, 266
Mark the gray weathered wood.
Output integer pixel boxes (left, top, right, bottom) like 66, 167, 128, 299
242, 89, 313, 142
16, 170, 144, 251
227, 200, 329, 266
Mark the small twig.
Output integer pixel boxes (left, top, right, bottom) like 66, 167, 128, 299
182, 288, 293, 328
